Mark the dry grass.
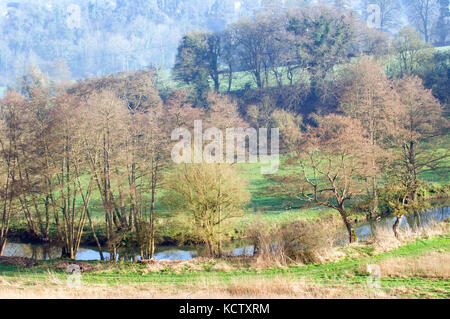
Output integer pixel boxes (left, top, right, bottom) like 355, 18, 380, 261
249, 216, 341, 267
137, 257, 253, 275
367, 220, 450, 254
0, 275, 388, 299
378, 252, 450, 279
221, 276, 386, 299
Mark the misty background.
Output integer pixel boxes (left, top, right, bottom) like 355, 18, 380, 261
0, 0, 447, 89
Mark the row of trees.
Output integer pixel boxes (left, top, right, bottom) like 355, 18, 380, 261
271, 57, 448, 242
0, 71, 166, 259
0, 68, 254, 259
173, 5, 449, 115
173, 6, 375, 106
403, 0, 449, 44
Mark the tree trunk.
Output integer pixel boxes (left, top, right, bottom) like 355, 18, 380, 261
339, 208, 355, 244
217, 204, 222, 258
393, 216, 400, 239
206, 239, 215, 257
227, 65, 233, 93
213, 75, 220, 93
61, 246, 71, 259
149, 164, 158, 259
110, 246, 117, 262
409, 141, 418, 201
371, 146, 378, 214
255, 69, 262, 89
0, 238, 6, 256
345, 219, 355, 244
149, 194, 156, 259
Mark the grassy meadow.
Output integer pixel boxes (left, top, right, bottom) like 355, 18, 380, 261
1, 222, 448, 299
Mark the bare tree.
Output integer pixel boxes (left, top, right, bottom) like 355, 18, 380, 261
271, 115, 371, 243
83, 91, 130, 260
51, 93, 94, 259
220, 30, 237, 93
405, 0, 440, 43
132, 104, 172, 259
339, 56, 398, 216
15, 88, 56, 242
229, 14, 282, 89
361, 0, 401, 31
70, 70, 168, 260
394, 76, 449, 202
380, 76, 448, 239
0, 91, 24, 255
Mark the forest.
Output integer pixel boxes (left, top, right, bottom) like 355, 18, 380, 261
0, 1, 448, 300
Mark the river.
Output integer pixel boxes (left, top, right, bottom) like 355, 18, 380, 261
3, 206, 449, 261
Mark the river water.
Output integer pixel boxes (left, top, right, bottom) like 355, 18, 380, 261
3, 206, 449, 261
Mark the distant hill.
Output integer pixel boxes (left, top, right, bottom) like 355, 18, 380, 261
0, 0, 418, 86
0, 0, 303, 85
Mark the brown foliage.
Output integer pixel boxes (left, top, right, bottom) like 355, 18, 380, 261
271, 114, 371, 243
250, 216, 340, 265
339, 56, 401, 213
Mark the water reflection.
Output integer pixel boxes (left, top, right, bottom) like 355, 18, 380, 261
3, 242, 62, 260
4, 206, 448, 261
355, 206, 449, 241
3, 243, 203, 262
232, 246, 254, 256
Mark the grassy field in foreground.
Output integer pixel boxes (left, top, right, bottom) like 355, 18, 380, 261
0, 230, 448, 299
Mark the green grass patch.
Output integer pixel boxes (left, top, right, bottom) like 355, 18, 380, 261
1, 233, 448, 298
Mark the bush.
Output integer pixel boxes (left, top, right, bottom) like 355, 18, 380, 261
249, 215, 340, 265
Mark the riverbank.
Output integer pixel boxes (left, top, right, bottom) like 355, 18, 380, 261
4, 149, 448, 251
0, 220, 448, 299
4, 205, 348, 246
4, 205, 448, 262
7, 197, 449, 249
5, 158, 448, 247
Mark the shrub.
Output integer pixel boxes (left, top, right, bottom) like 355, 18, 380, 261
249, 215, 340, 265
